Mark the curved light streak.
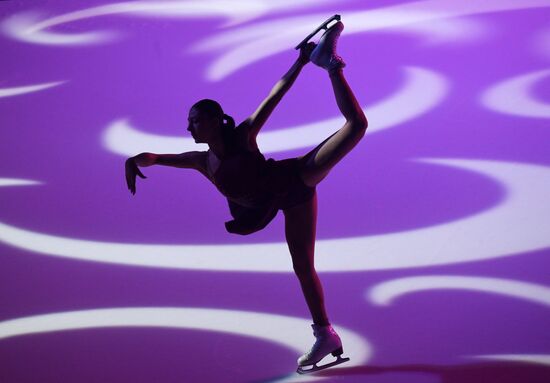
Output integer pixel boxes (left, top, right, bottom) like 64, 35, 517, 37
1, 159, 550, 272
481, 69, 550, 118
471, 354, 550, 367
1, 0, 330, 46
0, 81, 65, 98
367, 275, 550, 307
533, 26, 550, 60
387, 17, 489, 46
0, 307, 371, 382
368, 276, 550, 371
196, 0, 550, 80
194, 14, 483, 53
0, 178, 42, 187
2, 11, 114, 45
103, 66, 448, 156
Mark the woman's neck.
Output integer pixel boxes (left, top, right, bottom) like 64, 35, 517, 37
208, 139, 227, 159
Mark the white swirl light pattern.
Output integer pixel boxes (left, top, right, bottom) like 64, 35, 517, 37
1, 160, 549, 272
0, 307, 371, 382
1, 0, 332, 45
367, 275, 550, 307
103, 66, 448, 156
0, 178, 42, 187
194, 0, 550, 80
533, 26, 550, 60
368, 275, 550, 368
195, 15, 488, 52
472, 354, 550, 367
1, 1, 549, 379
0, 81, 65, 98
481, 69, 550, 118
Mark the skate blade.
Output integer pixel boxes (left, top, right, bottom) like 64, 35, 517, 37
295, 14, 341, 50
296, 355, 350, 375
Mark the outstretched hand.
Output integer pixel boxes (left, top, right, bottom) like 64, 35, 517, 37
299, 42, 316, 64
125, 157, 147, 195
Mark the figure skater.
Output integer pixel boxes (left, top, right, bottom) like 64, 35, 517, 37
125, 19, 367, 374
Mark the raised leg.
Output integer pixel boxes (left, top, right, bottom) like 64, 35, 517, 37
299, 68, 368, 187
283, 192, 329, 326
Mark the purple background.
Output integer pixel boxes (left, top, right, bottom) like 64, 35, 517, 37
1, 1, 549, 382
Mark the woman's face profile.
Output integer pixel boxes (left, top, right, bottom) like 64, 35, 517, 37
187, 107, 219, 143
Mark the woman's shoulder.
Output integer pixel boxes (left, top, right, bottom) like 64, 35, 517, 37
235, 120, 260, 152
187, 150, 210, 178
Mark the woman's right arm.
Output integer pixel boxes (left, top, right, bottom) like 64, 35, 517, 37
132, 152, 158, 167
131, 151, 207, 169
125, 151, 207, 195
243, 43, 315, 143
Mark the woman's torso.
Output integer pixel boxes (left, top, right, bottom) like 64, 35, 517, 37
205, 128, 272, 207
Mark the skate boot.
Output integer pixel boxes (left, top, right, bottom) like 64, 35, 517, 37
309, 21, 346, 72
296, 324, 350, 374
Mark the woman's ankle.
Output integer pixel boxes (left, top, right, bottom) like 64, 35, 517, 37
329, 67, 343, 75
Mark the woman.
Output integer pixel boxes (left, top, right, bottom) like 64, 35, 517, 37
125, 20, 367, 373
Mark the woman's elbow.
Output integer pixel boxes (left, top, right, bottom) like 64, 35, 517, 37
350, 116, 368, 133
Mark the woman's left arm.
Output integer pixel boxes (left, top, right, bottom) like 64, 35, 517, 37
244, 43, 315, 141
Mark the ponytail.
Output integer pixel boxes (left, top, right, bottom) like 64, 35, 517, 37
220, 113, 240, 153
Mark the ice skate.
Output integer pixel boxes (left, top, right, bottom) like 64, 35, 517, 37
296, 324, 350, 374
295, 14, 341, 50
308, 19, 346, 72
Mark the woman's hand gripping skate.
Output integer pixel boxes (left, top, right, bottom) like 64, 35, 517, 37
125, 157, 147, 195
298, 42, 316, 65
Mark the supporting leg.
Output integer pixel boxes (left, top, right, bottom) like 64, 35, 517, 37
283, 192, 329, 326
284, 177, 351, 374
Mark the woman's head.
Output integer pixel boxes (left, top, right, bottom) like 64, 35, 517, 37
187, 99, 235, 144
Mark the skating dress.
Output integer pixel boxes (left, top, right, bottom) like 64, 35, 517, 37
204, 125, 315, 235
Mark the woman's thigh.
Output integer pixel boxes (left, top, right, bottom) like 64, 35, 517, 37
297, 121, 366, 187
283, 192, 318, 270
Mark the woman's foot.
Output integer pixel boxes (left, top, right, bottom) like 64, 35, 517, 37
310, 21, 346, 72
297, 324, 344, 369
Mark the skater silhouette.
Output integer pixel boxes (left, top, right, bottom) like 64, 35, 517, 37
125, 17, 367, 374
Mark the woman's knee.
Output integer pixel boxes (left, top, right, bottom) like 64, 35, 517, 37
292, 259, 316, 280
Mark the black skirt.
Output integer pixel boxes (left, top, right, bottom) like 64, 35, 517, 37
224, 158, 316, 235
